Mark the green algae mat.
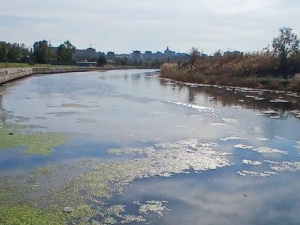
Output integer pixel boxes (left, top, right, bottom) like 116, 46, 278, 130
0, 123, 67, 155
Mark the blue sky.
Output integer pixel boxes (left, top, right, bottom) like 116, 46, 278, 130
1, 0, 299, 54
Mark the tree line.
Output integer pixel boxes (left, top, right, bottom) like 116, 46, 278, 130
0, 40, 107, 66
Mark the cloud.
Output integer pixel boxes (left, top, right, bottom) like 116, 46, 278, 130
1, 0, 300, 53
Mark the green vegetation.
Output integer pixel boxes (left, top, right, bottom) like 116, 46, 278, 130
97, 55, 107, 66
161, 27, 300, 92
0, 63, 31, 68
0, 63, 81, 69
0, 139, 228, 224
0, 206, 65, 225
0, 39, 78, 67
0, 124, 67, 155
33, 40, 53, 64
0, 43, 30, 64
57, 41, 76, 65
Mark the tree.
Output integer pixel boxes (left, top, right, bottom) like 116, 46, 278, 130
6, 43, 24, 63
57, 41, 75, 65
0, 43, 8, 62
190, 47, 200, 71
33, 40, 52, 64
272, 27, 300, 71
97, 55, 107, 66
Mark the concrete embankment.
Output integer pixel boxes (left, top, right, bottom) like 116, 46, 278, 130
0, 67, 95, 84
0, 68, 33, 84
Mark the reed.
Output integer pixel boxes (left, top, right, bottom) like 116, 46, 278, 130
160, 51, 300, 92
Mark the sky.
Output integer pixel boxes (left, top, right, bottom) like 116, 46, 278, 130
1, 0, 300, 54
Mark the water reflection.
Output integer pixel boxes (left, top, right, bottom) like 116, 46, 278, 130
122, 172, 300, 225
159, 79, 300, 115
0, 85, 8, 124
1, 70, 300, 225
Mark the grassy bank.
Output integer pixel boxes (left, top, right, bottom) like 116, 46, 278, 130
0, 63, 89, 69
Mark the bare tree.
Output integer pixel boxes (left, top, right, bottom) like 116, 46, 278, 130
273, 27, 299, 71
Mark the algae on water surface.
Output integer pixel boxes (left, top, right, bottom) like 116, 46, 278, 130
0, 205, 66, 225
0, 123, 67, 155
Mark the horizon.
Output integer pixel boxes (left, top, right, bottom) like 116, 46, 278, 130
1, 0, 300, 55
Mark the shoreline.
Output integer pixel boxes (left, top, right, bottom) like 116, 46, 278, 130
159, 76, 299, 95
0, 67, 97, 84
160, 65, 300, 93
0, 66, 158, 85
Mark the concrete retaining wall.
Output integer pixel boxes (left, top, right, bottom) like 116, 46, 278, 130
0, 68, 33, 84
0, 67, 95, 84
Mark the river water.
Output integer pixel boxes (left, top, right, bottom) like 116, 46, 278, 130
1, 69, 300, 225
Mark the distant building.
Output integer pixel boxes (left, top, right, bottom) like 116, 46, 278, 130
116, 53, 130, 59
164, 47, 176, 62
107, 51, 115, 62
153, 51, 164, 61
143, 51, 152, 61
75, 48, 99, 62
132, 50, 141, 62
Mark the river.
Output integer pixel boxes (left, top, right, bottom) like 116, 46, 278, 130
0, 69, 300, 225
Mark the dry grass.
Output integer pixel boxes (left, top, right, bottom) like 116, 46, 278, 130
193, 52, 278, 77
160, 51, 300, 91
160, 52, 300, 90
288, 79, 300, 93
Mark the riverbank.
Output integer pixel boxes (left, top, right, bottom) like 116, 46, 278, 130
160, 63, 300, 93
0, 65, 160, 85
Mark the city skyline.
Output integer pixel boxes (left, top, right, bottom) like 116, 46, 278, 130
1, 0, 300, 54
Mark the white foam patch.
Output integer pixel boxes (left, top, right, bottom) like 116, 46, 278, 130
262, 110, 277, 115
166, 101, 218, 114
109, 139, 231, 176
234, 144, 287, 154
222, 118, 238, 123
245, 95, 265, 101
234, 144, 254, 150
270, 99, 289, 103
237, 170, 278, 177
270, 116, 280, 119
232, 105, 243, 109
256, 137, 269, 141
211, 123, 226, 126
220, 136, 247, 141
133, 201, 170, 217
255, 147, 287, 154
264, 160, 300, 172
242, 159, 262, 166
